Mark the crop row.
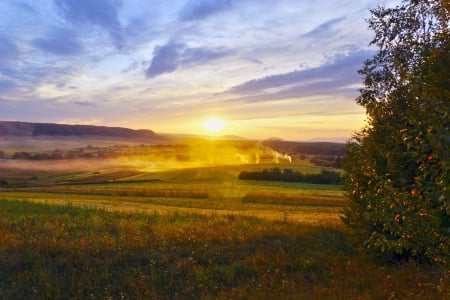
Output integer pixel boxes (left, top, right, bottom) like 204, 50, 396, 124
242, 191, 347, 207
11, 186, 209, 199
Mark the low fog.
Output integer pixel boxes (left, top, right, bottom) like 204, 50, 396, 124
0, 139, 292, 174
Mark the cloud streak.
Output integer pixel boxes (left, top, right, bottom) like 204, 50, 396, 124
302, 17, 346, 39
226, 49, 371, 102
179, 0, 232, 21
54, 0, 124, 49
146, 42, 231, 78
0, 35, 19, 68
31, 27, 83, 56
0, 80, 18, 94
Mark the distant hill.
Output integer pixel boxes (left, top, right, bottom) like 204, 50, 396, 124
0, 121, 168, 142
161, 133, 247, 141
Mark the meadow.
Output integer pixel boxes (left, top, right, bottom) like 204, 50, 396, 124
0, 160, 345, 224
0, 199, 447, 299
0, 142, 448, 299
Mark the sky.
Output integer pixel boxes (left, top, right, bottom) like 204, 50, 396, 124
0, 0, 401, 141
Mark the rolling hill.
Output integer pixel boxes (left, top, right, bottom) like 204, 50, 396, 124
0, 121, 167, 142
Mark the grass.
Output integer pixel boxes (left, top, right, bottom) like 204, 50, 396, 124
0, 191, 342, 224
0, 159, 448, 299
0, 163, 345, 224
242, 191, 346, 207
0, 199, 447, 299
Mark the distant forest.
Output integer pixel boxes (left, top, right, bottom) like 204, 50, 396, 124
0, 121, 166, 142
262, 140, 346, 156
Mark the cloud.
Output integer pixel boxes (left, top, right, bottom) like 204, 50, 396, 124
12, 1, 36, 13
244, 57, 263, 65
302, 17, 346, 39
0, 80, 18, 94
0, 61, 80, 100
54, 0, 124, 49
146, 43, 183, 78
146, 42, 231, 78
0, 97, 100, 124
179, 0, 232, 21
70, 100, 96, 107
0, 35, 19, 67
31, 27, 83, 56
122, 60, 141, 74
226, 49, 372, 102
181, 47, 231, 66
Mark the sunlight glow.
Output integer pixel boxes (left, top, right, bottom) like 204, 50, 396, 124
203, 118, 225, 134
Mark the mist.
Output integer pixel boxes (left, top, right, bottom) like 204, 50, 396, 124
0, 139, 293, 174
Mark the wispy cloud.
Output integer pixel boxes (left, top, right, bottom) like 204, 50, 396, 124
0, 62, 80, 101
70, 100, 96, 107
181, 46, 231, 67
226, 49, 371, 102
302, 17, 346, 38
0, 35, 19, 67
11, 1, 35, 13
54, 0, 124, 49
146, 42, 231, 78
31, 27, 83, 56
179, 0, 232, 21
0, 80, 17, 94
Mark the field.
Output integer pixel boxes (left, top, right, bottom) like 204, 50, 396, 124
0, 140, 448, 299
0, 158, 344, 223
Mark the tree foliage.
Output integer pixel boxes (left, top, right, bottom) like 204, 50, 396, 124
343, 0, 449, 267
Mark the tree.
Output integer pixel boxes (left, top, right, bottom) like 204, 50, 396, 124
343, 0, 449, 267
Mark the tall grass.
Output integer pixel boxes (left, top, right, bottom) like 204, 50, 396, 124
0, 199, 447, 299
16, 186, 209, 199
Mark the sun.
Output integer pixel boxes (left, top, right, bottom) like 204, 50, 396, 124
203, 118, 225, 134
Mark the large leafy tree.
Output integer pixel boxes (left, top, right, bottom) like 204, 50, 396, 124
343, 0, 449, 266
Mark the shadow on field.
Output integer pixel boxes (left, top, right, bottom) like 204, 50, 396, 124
0, 200, 447, 299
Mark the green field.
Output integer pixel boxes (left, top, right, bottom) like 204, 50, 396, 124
0, 160, 344, 224
0, 155, 448, 299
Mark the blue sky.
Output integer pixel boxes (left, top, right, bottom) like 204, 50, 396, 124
0, 0, 400, 141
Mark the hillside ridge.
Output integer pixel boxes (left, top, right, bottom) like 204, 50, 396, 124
0, 121, 166, 142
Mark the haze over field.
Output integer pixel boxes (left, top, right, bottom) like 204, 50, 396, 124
0, 121, 298, 174
1, 0, 400, 140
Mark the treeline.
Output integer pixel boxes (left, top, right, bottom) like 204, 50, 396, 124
0, 145, 139, 161
4, 151, 121, 160
262, 140, 346, 156
310, 155, 342, 168
238, 168, 341, 185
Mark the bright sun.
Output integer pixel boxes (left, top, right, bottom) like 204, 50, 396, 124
203, 118, 225, 134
